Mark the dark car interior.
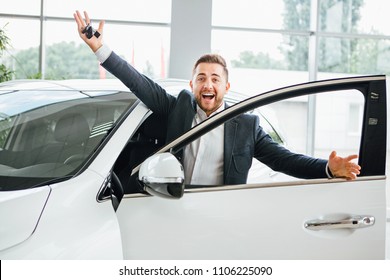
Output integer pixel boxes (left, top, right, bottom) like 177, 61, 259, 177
113, 112, 168, 194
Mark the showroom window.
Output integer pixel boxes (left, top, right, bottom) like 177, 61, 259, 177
211, 0, 390, 156
0, 18, 40, 79
1, 0, 41, 15
212, 0, 390, 88
0, 0, 171, 80
1, 0, 389, 159
319, 0, 390, 36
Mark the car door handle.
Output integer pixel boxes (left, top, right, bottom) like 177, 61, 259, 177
304, 215, 375, 231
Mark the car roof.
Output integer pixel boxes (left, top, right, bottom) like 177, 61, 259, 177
0, 78, 245, 103
0, 79, 130, 93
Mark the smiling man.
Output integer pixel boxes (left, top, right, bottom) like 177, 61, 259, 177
74, 10, 361, 185
190, 55, 230, 117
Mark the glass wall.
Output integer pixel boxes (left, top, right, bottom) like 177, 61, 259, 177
319, 0, 390, 35
212, 0, 390, 87
2, 0, 389, 82
1, 0, 41, 15
0, 0, 171, 80
212, 0, 312, 93
211, 0, 390, 157
0, 18, 40, 79
318, 0, 390, 79
1, 0, 389, 157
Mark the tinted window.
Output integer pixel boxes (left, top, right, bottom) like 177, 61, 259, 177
0, 89, 137, 191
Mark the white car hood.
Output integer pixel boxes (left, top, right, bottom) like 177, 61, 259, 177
0, 186, 50, 251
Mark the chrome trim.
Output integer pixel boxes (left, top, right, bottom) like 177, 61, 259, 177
142, 176, 184, 184
184, 175, 386, 194
304, 215, 375, 231
122, 175, 386, 198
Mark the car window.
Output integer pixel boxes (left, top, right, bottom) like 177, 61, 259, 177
165, 88, 364, 186
0, 90, 137, 191
247, 89, 364, 183
120, 76, 385, 199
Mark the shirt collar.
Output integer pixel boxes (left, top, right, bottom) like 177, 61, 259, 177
196, 103, 225, 122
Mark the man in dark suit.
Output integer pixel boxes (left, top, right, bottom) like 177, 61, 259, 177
74, 11, 361, 185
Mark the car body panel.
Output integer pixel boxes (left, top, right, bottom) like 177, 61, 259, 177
0, 169, 123, 259
117, 177, 386, 259
0, 76, 386, 259
0, 186, 50, 251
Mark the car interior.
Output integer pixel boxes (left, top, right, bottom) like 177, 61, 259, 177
113, 112, 168, 194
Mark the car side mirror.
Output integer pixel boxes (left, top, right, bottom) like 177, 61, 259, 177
138, 153, 184, 199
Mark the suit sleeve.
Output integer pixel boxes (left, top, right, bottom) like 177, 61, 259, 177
101, 51, 176, 115
253, 117, 328, 179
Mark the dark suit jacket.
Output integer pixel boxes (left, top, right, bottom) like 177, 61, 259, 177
102, 51, 328, 184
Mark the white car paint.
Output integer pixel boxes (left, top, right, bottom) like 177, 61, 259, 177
0, 76, 387, 259
0, 101, 152, 259
0, 170, 123, 259
0, 187, 50, 251
117, 177, 386, 259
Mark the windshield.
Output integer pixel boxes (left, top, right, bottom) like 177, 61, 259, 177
0, 89, 137, 191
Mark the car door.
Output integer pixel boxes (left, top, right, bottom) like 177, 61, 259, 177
116, 75, 387, 259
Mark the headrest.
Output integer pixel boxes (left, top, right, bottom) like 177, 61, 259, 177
55, 113, 90, 145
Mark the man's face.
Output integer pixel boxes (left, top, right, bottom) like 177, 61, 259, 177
190, 62, 230, 116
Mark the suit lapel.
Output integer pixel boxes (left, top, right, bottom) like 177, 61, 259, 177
174, 99, 196, 160
184, 99, 197, 131
224, 118, 238, 183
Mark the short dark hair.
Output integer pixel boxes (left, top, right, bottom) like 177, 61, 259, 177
192, 54, 229, 81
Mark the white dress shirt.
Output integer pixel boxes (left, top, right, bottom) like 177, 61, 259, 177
183, 104, 225, 185
95, 44, 112, 63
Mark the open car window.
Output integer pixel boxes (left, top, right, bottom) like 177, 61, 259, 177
247, 89, 365, 184
130, 75, 386, 190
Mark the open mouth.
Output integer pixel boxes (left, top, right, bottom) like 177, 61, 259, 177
202, 92, 215, 100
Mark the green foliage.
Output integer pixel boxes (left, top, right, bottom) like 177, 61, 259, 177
0, 23, 14, 82
280, 0, 365, 72
232, 0, 389, 75
0, 24, 11, 53
318, 0, 365, 74
231, 51, 285, 70
280, 0, 311, 71
0, 118, 11, 148
13, 41, 104, 80
11, 46, 39, 79
0, 64, 13, 82
282, 0, 311, 30
0, 24, 13, 146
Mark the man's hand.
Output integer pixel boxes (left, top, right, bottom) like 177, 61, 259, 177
74, 10, 104, 52
328, 151, 361, 180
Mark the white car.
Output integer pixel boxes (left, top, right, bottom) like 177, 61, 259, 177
0, 76, 387, 259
